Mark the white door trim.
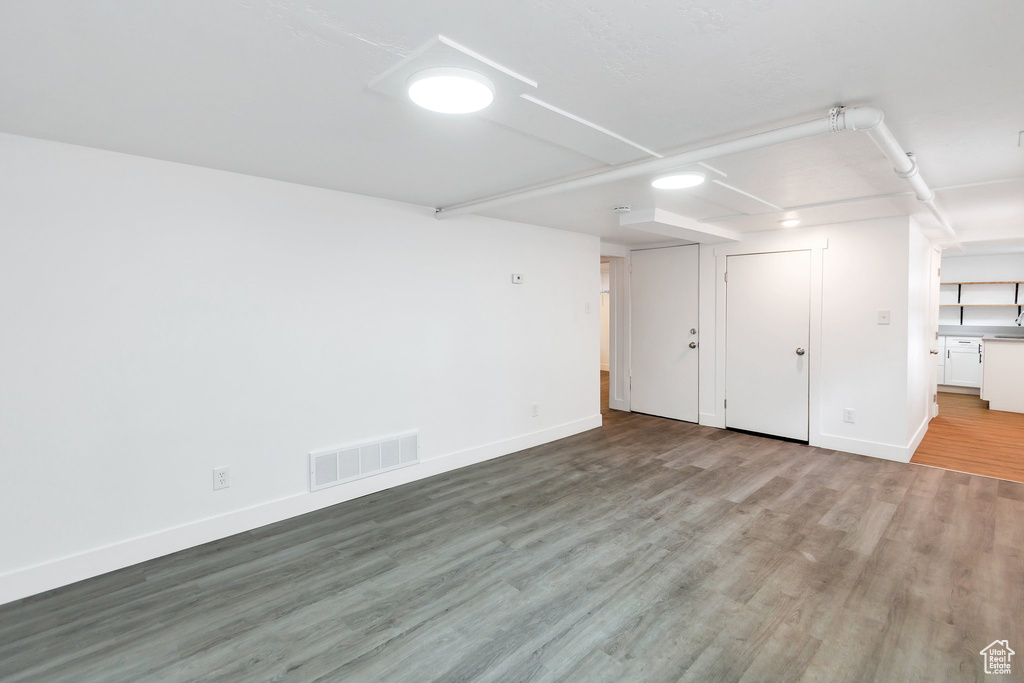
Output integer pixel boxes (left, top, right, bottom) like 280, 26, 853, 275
713, 238, 828, 446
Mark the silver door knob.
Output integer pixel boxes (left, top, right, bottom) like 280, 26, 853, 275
690, 328, 697, 335
930, 349, 939, 355
795, 347, 805, 356
689, 341, 697, 349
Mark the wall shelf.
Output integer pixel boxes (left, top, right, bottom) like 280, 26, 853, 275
941, 281, 1021, 325
941, 281, 1024, 285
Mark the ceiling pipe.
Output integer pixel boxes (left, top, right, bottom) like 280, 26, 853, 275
841, 107, 957, 240
434, 106, 958, 240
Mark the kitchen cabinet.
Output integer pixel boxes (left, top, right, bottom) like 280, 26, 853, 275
946, 344, 983, 387
982, 339, 1024, 413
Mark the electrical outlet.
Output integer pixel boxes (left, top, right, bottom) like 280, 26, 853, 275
585, 301, 592, 314
843, 408, 855, 424
877, 309, 891, 325
531, 402, 539, 417
213, 466, 230, 490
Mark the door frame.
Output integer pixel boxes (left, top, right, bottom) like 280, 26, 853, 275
713, 237, 828, 446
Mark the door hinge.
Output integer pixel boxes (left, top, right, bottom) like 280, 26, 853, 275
724, 271, 728, 282
724, 399, 727, 408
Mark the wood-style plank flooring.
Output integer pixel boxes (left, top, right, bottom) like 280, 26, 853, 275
2, 373, 1022, 681
913, 391, 1024, 484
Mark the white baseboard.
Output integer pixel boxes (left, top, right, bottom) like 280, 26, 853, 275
0, 414, 602, 606
938, 384, 981, 395
814, 417, 929, 463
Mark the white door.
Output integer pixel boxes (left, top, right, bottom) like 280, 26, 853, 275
928, 248, 942, 417
630, 245, 699, 421
726, 250, 811, 440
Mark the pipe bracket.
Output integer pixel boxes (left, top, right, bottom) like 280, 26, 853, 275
894, 156, 919, 179
829, 107, 843, 134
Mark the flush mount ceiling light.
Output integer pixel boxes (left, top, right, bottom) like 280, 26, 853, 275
778, 218, 801, 228
407, 67, 494, 114
651, 171, 706, 190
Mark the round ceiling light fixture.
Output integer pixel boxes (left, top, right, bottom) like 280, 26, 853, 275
779, 218, 801, 228
407, 67, 495, 114
651, 171, 706, 190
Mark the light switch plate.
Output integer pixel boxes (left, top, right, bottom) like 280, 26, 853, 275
877, 310, 891, 325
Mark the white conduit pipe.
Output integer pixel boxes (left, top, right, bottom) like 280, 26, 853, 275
435, 106, 957, 240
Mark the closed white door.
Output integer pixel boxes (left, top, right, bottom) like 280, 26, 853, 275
726, 250, 811, 440
630, 245, 699, 422
927, 248, 942, 417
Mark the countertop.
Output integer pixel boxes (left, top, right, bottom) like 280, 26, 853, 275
983, 335, 1024, 343
939, 326, 1024, 342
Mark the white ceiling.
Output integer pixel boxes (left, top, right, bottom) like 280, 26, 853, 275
1, 0, 1022, 247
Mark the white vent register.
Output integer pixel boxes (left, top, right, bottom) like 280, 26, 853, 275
310, 431, 419, 492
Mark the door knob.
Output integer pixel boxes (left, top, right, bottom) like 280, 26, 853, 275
795, 347, 805, 356
689, 341, 697, 349
930, 349, 939, 355
690, 328, 697, 335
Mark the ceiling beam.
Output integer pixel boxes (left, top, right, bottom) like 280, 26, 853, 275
619, 208, 741, 243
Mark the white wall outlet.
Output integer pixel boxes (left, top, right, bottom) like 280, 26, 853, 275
877, 309, 891, 325
531, 402, 539, 417
511, 273, 523, 284
843, 408, 856, 424
213, 466, 230, 490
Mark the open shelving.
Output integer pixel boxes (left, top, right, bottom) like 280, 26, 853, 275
940, 281, 1022, 325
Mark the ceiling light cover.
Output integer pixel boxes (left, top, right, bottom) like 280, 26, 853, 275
779, 218, 801, 228
407, 67, 495, 114
651, 171, 706, 189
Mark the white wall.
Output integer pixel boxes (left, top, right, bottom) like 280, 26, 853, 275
695, 216, 931, 461
941, 254, 1024, 283
0, 133, 601, 603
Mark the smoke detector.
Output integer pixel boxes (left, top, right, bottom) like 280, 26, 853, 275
613, 205, 631, 214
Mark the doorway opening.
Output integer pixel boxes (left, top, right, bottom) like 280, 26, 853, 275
912, 249, 1024, 482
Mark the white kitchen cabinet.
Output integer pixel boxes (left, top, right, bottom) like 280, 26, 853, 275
946, 345, 983, 387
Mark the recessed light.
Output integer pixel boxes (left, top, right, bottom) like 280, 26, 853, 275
779, 218, 801, 228
407, 67, 494, 114
651, 171, 706, 189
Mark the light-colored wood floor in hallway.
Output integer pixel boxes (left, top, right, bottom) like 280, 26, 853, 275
1, 373, 1021, 681
913, 391, 1024, 484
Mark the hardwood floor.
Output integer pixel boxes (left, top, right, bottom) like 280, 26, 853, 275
2, 373, 1022, 681
913, 391, 1024, 484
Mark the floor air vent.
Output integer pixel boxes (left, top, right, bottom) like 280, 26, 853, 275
309, 431, 419, 492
